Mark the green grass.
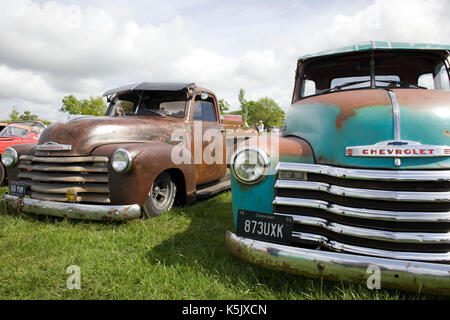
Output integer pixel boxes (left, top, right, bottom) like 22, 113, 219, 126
0, 186, 445, 300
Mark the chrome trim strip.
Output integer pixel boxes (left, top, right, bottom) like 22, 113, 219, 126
282, 214, 450, 244
388, 90, 401, 167
277, 162, 450, 181
388, 90, 401, 141
274, 196, 450, 222
291, 231, 450, 262
2, 194, 141, 221
226, 231, 450, 295
275, 179, 450, 202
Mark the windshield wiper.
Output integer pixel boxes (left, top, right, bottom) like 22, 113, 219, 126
146, 109, 167, 117
375, 80, 427, 89
320, 80, 371, 94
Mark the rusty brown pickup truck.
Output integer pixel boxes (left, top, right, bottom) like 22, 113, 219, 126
2, 82, 238, 220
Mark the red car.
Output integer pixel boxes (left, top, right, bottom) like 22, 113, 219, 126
0, 121, 46, 185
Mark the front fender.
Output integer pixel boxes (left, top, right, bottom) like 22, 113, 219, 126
4, 143, 37, 182
231, 135, 314, 227
92, 142, 196, 206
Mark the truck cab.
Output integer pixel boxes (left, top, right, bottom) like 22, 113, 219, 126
2, 82, 230, 220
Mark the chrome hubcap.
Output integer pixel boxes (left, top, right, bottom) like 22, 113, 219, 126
150, 174, 171, 211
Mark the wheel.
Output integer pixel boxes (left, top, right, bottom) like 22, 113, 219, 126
143, 172, 177, 218
0, 163, 5, 186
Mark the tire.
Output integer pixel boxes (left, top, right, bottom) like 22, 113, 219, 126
0, 163, 5, 186
143, 172, 177, 218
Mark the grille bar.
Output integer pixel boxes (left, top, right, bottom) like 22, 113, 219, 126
275, 180, 450, 202
278, 162, 450, 181
274, 196, 450, 222
18, 171, 109, 183
292, 231, 450, 262
278, 213, 450, 244
30, 182, 109, 194
18, 163, 108, 173
20, 155, 108, 163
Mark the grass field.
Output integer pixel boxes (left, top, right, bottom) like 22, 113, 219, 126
0, 186, 445, 300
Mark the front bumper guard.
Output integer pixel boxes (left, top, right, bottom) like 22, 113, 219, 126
226, 231, 450, 295
2, 194, 142, 221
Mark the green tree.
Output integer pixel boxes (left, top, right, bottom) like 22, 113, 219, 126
218, 99, 230, 114
60, 95, 107, 116
238, 88, 248, 124
8, 107, 40, 121
8, 107, 20, 121
246, 97, 285, 128
19, 110, 39, 121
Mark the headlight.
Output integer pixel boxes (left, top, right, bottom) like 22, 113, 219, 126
231, 147, 269, 184
1, 147, 18, 167
111, 149, 132, 173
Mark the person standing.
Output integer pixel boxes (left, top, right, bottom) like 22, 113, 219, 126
257, 120, 265, 134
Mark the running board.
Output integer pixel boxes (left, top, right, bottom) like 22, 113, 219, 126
196, 177, 231, 199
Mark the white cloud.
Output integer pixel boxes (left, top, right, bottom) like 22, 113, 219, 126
0, 0, 448, 121
0, 65, 57, 103
326, 0, 450, 46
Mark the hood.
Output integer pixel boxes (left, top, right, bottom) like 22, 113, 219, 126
35, 116, 184, 156
284, 88, 450, 169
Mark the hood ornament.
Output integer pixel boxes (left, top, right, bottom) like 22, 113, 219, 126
37, 141, 72, 151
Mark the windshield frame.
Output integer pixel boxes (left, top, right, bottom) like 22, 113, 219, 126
294, 50, 450, 102
106, 90, 189, 119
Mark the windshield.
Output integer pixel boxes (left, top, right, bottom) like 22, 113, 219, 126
0, 122, 45, 138
106, 90, 187, 118
299, 51, 450, 98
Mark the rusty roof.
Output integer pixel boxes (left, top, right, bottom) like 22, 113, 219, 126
103, 82, 195, 97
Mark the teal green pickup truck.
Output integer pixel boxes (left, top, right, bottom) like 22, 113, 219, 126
226, 41, 450, 295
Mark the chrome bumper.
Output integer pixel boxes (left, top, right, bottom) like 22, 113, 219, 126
226, 231, 450, 296
2, 194, 142, 221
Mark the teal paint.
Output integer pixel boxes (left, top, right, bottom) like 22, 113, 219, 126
231, 154, 314, 228
299, 41, 450, 61
283, 100, 450, 169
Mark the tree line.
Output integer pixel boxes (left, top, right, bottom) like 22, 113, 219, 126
2, 89, 285, 129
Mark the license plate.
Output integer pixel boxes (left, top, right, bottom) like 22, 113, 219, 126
236, 210, 293, 245
9, 183, 26, 197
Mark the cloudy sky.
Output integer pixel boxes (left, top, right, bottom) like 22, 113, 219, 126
0, 0, 449, 121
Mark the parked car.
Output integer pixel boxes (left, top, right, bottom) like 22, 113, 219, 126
0, 121, 46, 185
0, 122, 8, 132
268, 126, 280, 134
2, 83, 243, 220
226, 41, 450, 295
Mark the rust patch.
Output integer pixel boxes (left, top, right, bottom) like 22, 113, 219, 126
293, 89, 392, 129
236, 135, 313, 159
393, 89, 450, 110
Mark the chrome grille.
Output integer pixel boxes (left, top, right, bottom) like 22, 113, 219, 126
274, 162, 450, 263
15, 155, 110, 204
